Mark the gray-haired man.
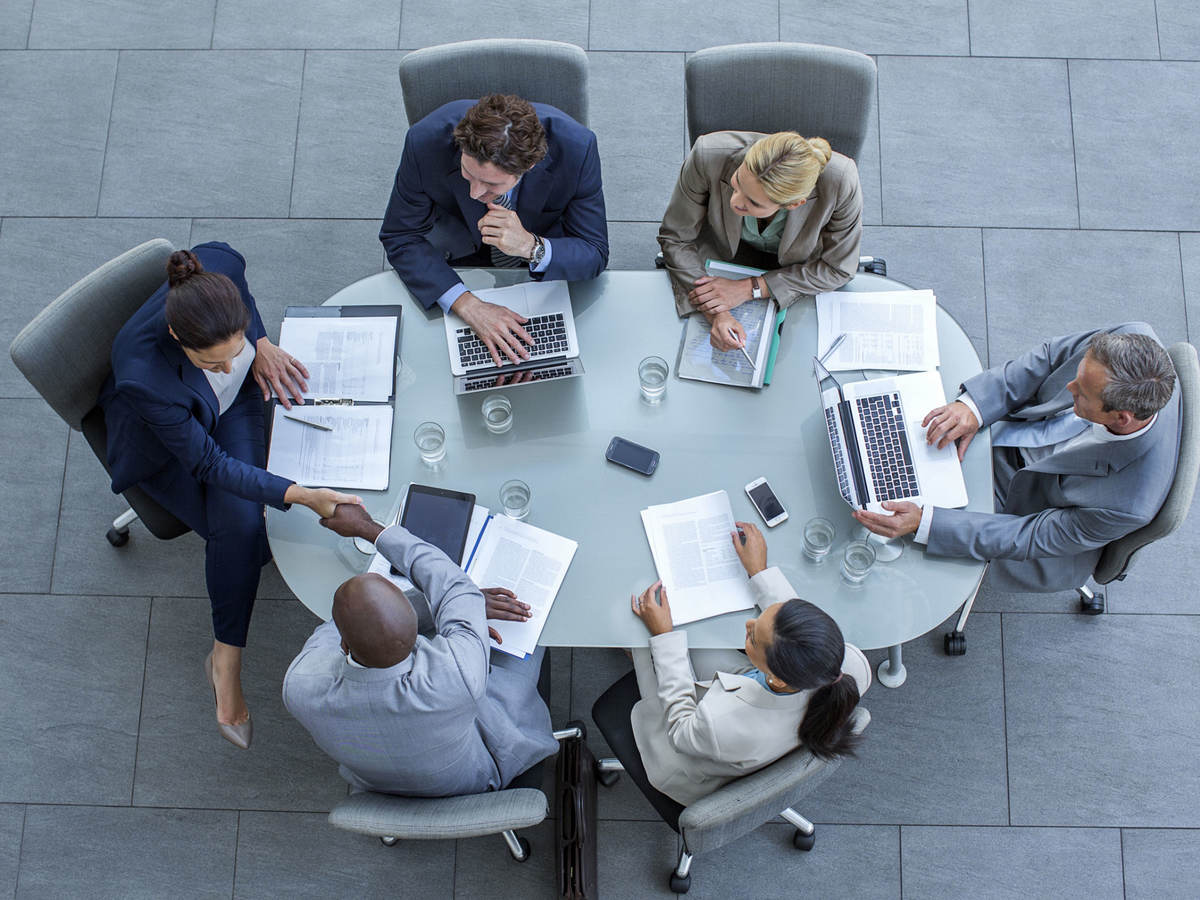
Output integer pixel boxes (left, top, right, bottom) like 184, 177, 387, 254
855, 323, 1180, 592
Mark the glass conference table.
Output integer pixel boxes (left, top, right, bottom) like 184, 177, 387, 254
266, 268, 992, 688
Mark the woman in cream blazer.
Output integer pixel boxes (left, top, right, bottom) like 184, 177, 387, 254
658, 130, 863, 353
628, 522, 870, 806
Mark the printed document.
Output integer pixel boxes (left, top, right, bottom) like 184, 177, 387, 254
466, 515, 578, 659
677, 298, 776, 388
267, 404, 393, 491
816, 289, 939, 371
278, 316, 397, 402
641, 490, 757, 625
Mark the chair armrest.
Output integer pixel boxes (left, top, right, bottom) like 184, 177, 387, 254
328, 787, 549, 841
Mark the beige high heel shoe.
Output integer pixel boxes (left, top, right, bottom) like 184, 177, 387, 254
204, 652, 253, 750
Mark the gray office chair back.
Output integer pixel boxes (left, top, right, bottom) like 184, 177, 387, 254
10, 239, 174, 430
1094, 342, 1200, 584
328, 787, 548, 841
685, 42, 876, 159
677, 706, 870, 856
398, 39, 589, 127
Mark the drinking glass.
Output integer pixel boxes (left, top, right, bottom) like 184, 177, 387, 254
413, 421, 445, 465
802, 517, 835, 562
841, 539, 876, 584
499, 478, 531, 520
481, 395, 513, 434
638, 356, 669, 404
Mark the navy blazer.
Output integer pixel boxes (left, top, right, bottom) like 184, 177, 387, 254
98, 242, 292, 508
379, 100, 609, 309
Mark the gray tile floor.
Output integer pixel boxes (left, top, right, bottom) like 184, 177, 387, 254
1, 3, 1198, 898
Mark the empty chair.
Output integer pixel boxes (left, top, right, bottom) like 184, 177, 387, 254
398, 38, 589, 126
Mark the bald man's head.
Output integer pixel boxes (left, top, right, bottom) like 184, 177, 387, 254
332, 573, 418, 668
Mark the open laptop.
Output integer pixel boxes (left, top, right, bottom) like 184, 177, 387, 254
813, 357, 968, 512
444, 280, 585, 395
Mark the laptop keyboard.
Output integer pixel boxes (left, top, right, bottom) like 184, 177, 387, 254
855, 392, 920, 501
462, 364, 576, 392
824, 406, 855, 505
456, 313, 569, 370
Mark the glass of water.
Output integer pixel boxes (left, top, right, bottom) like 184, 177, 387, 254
638, 356, 669, 404
802, 517, 835, 562
841, 539, 877, 585
499, 478, 531, 520
413, 421, 445, 465
481, 395, 513, 434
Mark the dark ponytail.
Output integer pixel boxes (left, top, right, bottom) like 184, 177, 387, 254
765, 598, 862, 760
163, 249, 249, 350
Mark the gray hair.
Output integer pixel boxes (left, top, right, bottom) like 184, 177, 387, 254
1087, 331, 1176, 420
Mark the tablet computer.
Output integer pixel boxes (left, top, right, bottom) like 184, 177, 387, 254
399, 484, 476, 565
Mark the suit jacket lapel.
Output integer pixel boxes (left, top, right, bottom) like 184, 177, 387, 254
515, 148, 555, 222
159, 328, 218, 423
708, 669, 805, 709
777, 186, 820, 261
717, 154, 743, 256
449, 152, 485, 244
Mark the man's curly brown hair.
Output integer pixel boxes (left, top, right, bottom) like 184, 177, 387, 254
453, 94, 547, 175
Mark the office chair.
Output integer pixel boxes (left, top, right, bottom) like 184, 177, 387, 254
943, 341, 1200, 655
327, 725, 583, 863
9, 239, 191, 547
591, 670, 869, 894
398, 39, 589, 127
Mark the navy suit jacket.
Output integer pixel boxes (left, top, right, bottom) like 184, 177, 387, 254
98, 242, 292, 508
379, 100, 609, 309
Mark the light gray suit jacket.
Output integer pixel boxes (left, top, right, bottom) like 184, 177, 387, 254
927, 322, 1181, 592
630, 567, 870, 806
282, 526, 558, 797
657, 131, 863, 316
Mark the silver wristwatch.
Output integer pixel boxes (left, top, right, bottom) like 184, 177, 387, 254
750, 276, 763, 300
528, 235, 546, 271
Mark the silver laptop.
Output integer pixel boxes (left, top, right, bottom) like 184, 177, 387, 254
444, 280, 584, 394
813, 357, 968, 512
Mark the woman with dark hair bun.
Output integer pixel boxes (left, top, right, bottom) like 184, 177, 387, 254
625, 521, 869, 806
99, 242, 362, 750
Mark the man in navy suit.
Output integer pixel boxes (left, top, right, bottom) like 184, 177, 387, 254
380, 93, 608, 367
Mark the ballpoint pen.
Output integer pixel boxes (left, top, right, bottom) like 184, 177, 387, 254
727, 327, 755, 367
819, 332, 847, 365
283, 413, 333, 432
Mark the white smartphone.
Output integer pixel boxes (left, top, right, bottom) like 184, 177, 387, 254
745, 477, 789, 527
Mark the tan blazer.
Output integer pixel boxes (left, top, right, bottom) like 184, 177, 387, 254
630, 567, 871, 806
657, 131, 863, 316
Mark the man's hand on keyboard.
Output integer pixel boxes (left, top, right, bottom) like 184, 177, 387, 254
451, 292, 534, 366
853, 501, 921, 538
922, 400, 980, 461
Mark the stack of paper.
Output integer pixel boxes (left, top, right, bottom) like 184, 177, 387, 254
641, 490, 756, 625
277, 315, 397, 401
816, 289, 939, 371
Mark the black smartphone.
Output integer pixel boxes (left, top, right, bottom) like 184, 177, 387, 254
605, 436, 660, 476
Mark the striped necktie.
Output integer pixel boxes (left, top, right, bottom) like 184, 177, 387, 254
991, 410, 1090, 448
489, 189, 525, 268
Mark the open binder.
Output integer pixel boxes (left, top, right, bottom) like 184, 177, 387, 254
266, 304, 402, 492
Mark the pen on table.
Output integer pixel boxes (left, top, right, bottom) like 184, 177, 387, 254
727, 328, 755, 367
283, 413, 333, 432
819, 332, 847, 365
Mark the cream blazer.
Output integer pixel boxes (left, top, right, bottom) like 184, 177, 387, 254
657, 131, 863, 316
630, 567, 871, 807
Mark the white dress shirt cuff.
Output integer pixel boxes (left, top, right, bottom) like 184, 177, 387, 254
531, 238, 552, 273
435, 283, 469, 314
957, 391, 983, 429
913, 505, 934, 545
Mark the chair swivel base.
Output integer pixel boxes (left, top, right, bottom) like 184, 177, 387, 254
944, 630, 966, 656
105, 527, 130, 547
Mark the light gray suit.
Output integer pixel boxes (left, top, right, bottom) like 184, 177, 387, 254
282, 526, 558, 797
927, 322, 1181, 592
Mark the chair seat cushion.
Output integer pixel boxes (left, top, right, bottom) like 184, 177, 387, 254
328, 787, 549, 840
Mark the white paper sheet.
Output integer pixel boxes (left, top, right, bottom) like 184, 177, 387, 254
816, 289, 939, 371
278, 316, 397, 402
267, 404, 393, 491
466, 515, 578, 658
677, 298, 775, 388
640, 490, 756, 625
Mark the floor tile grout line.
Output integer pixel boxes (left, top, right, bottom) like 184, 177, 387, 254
1152, 0, 1163, 61
395, 0, 403, 51
44, 423, 71, 594
230, 810, 240, 899
209, 0, 218, 50
1179, 232, 1190, 342
23, 0, 34, 48
1119, 826, 1128, 900
874, 60, 884, 224
1000, 612, 1012, 826
94, 48, 122, 217
1065, 59, 1082, 229
129, 597, 154, 807
965, 0, 972, 56
285, 51, 309, 219
979, 227, 990, 366
13, 804, 26, 899
586, 0, 592, 51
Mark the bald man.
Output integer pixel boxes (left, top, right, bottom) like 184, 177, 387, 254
282, 504, 558, 797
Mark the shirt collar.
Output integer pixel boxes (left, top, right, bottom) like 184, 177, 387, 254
1092, 412, 1156, 443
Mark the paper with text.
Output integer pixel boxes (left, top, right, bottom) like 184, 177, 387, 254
268, 404, 393, 491
677, 298, 775, 388
816, 289, 939, 371
278, 316, 397, 402
640, 490, 756, 625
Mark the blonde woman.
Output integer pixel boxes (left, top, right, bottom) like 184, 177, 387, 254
658, 131, 863, 351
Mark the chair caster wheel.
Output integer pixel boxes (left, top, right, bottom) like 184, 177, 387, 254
379, 836, 397, 847
793, 829, 815, 851
1078, 593, 1105, 615
944, 631, 966, 656
669, 872, 692, 893
596, 767, 620, 788
106, 527, 129, 547
508, 836, 531, 862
